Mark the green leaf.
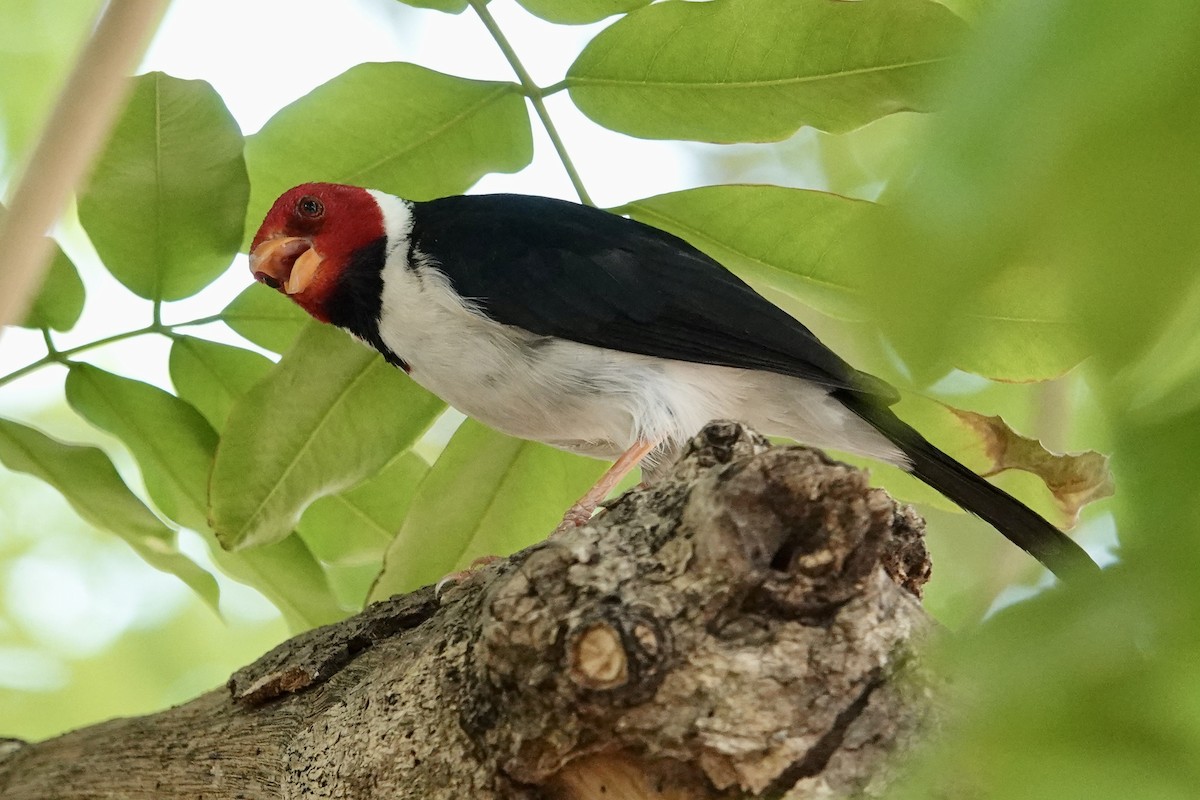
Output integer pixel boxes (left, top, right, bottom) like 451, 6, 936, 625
0, 417, 219, 609
941, 261, 1090, 382
18, 245, 84, 332
515, 0, 651, 25
0, 203, 85, 332
620, 184, 882, 318
207, 306, 438, 592
625, 185, 1087, 381
213, 536, 347, 631
1120, 278, 1200, 421
299, 451, 430, 611
863, 1, 1200, 386
369, 420, 606, 600
63, 364, 343, 628
0, 0, 98, 171
567, 0, 967, 142
78, 72, 249, 301
221, 284, 310, 353
395, 0, 470, 11
65, 364, 217, 532
169, 337, 273, 431
211, 323, 446, 550
298, 451, 430, 567
169, 334, 423, 616
934, 0, 991, 19
244, 62, 531, 240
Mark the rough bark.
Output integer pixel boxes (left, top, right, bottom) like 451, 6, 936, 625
0, 422, 938, 799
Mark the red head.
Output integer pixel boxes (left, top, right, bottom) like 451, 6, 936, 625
249, 183, 385, 322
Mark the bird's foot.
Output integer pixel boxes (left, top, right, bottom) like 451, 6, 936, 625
550, 440, 658, 537
551, 503, 596, 537
435, 554, 501, 599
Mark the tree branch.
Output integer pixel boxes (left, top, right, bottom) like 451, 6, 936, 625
0, 422, 938, 799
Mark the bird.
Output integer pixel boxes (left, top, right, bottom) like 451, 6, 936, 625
248, 182, 1098, 580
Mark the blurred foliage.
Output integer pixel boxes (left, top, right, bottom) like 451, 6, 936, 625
876, 1, 1200, 797
0, 0, 99, 176
0, 413, 289, 743
0, 416, 221, 610
3, 1, 1198, 797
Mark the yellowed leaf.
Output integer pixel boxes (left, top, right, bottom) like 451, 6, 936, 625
946, 407, 1114, 527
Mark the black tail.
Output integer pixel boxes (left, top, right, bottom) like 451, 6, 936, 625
834, 390, 1099, 581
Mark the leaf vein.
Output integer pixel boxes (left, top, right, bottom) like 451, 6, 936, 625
572, 56, 946, 91
346, 86, 514, 182
627, 203, 854, 294
234, 357, 379, 540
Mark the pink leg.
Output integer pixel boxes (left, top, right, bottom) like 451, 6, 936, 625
553, 440, 658, 535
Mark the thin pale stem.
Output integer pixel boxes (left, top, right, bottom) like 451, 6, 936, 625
0, 313, 224, 389
41, 328, 59, 358
172, 314, 223, 329
469, 0, 594, 207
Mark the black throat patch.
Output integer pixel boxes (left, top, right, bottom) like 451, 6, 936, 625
324, 236, 411, 372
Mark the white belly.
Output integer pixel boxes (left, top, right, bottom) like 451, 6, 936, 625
375, 257, 903, 468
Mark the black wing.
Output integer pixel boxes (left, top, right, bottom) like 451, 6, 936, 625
409, 193, 896, 401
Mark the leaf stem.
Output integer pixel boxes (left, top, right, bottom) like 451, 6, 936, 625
41, 328, 60, 358
0, 313, 225, 390
468, 0, 594, 207
172, 313, 224, 329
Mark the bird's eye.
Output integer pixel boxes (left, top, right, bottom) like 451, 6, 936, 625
296, 195, 324, 219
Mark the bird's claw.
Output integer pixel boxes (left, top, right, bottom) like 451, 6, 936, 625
434, 554, 501, 600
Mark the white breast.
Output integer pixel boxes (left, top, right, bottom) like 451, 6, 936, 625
367, 190, 904, 470
374, 249, 667, 460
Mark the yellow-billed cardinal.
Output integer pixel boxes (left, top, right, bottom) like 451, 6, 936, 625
249, 182, 1097, 580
